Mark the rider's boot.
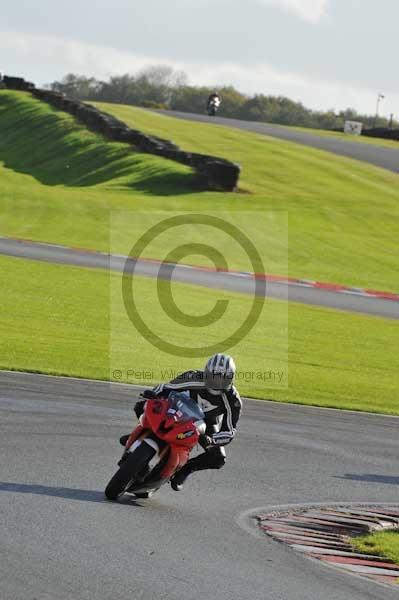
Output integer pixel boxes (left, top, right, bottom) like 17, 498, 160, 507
170, 464, 192, 491
171, 446, 226, 491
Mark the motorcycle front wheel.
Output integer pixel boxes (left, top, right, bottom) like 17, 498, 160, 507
105, 442, 156, 501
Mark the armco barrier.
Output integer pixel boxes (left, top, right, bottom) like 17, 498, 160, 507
362, 127, 399, 141
1, 75, 241, 191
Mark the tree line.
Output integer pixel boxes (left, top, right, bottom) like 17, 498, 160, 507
48, 66, 397, 130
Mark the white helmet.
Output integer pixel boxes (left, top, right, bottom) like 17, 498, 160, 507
204, 354, 236, 391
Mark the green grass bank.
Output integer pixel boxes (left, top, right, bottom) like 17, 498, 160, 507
1, 255, 398, 413
0, 91, 398, 291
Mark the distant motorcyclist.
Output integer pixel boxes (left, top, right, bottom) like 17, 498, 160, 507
207, 92, 221, 116
132, 353, 241, 491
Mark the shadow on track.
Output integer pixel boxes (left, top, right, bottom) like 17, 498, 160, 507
0, 481, 142, 505
337, 474, 399, 485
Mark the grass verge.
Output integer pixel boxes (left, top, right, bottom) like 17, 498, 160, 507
351, 530, 399, 564
1, 255, 398, 412
0, 91, 398, 292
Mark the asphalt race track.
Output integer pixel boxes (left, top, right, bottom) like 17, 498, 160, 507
1, 237, 398, 319
161, 110, 399, 174
1, 371, 399, 600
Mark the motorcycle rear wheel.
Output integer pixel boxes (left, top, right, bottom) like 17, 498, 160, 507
105, 443, 155, 501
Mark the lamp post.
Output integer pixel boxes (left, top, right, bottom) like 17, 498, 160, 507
374, 93, 385, 127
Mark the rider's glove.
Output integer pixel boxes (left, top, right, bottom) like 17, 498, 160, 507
211, 430, 236, 446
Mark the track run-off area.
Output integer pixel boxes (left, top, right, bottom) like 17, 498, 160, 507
2, 371, 399, 600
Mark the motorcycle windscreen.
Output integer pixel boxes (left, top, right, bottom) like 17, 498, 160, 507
166, 394, 205, 424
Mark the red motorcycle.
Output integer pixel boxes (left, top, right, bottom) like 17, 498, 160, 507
105, 391, 206, 500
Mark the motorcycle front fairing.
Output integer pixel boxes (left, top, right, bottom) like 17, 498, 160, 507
124, 395, 205, 485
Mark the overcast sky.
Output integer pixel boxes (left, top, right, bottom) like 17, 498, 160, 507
1, 0, 398, 115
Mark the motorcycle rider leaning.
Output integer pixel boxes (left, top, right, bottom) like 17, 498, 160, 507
132, 353, 241, 491
207, 91, 221, 112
